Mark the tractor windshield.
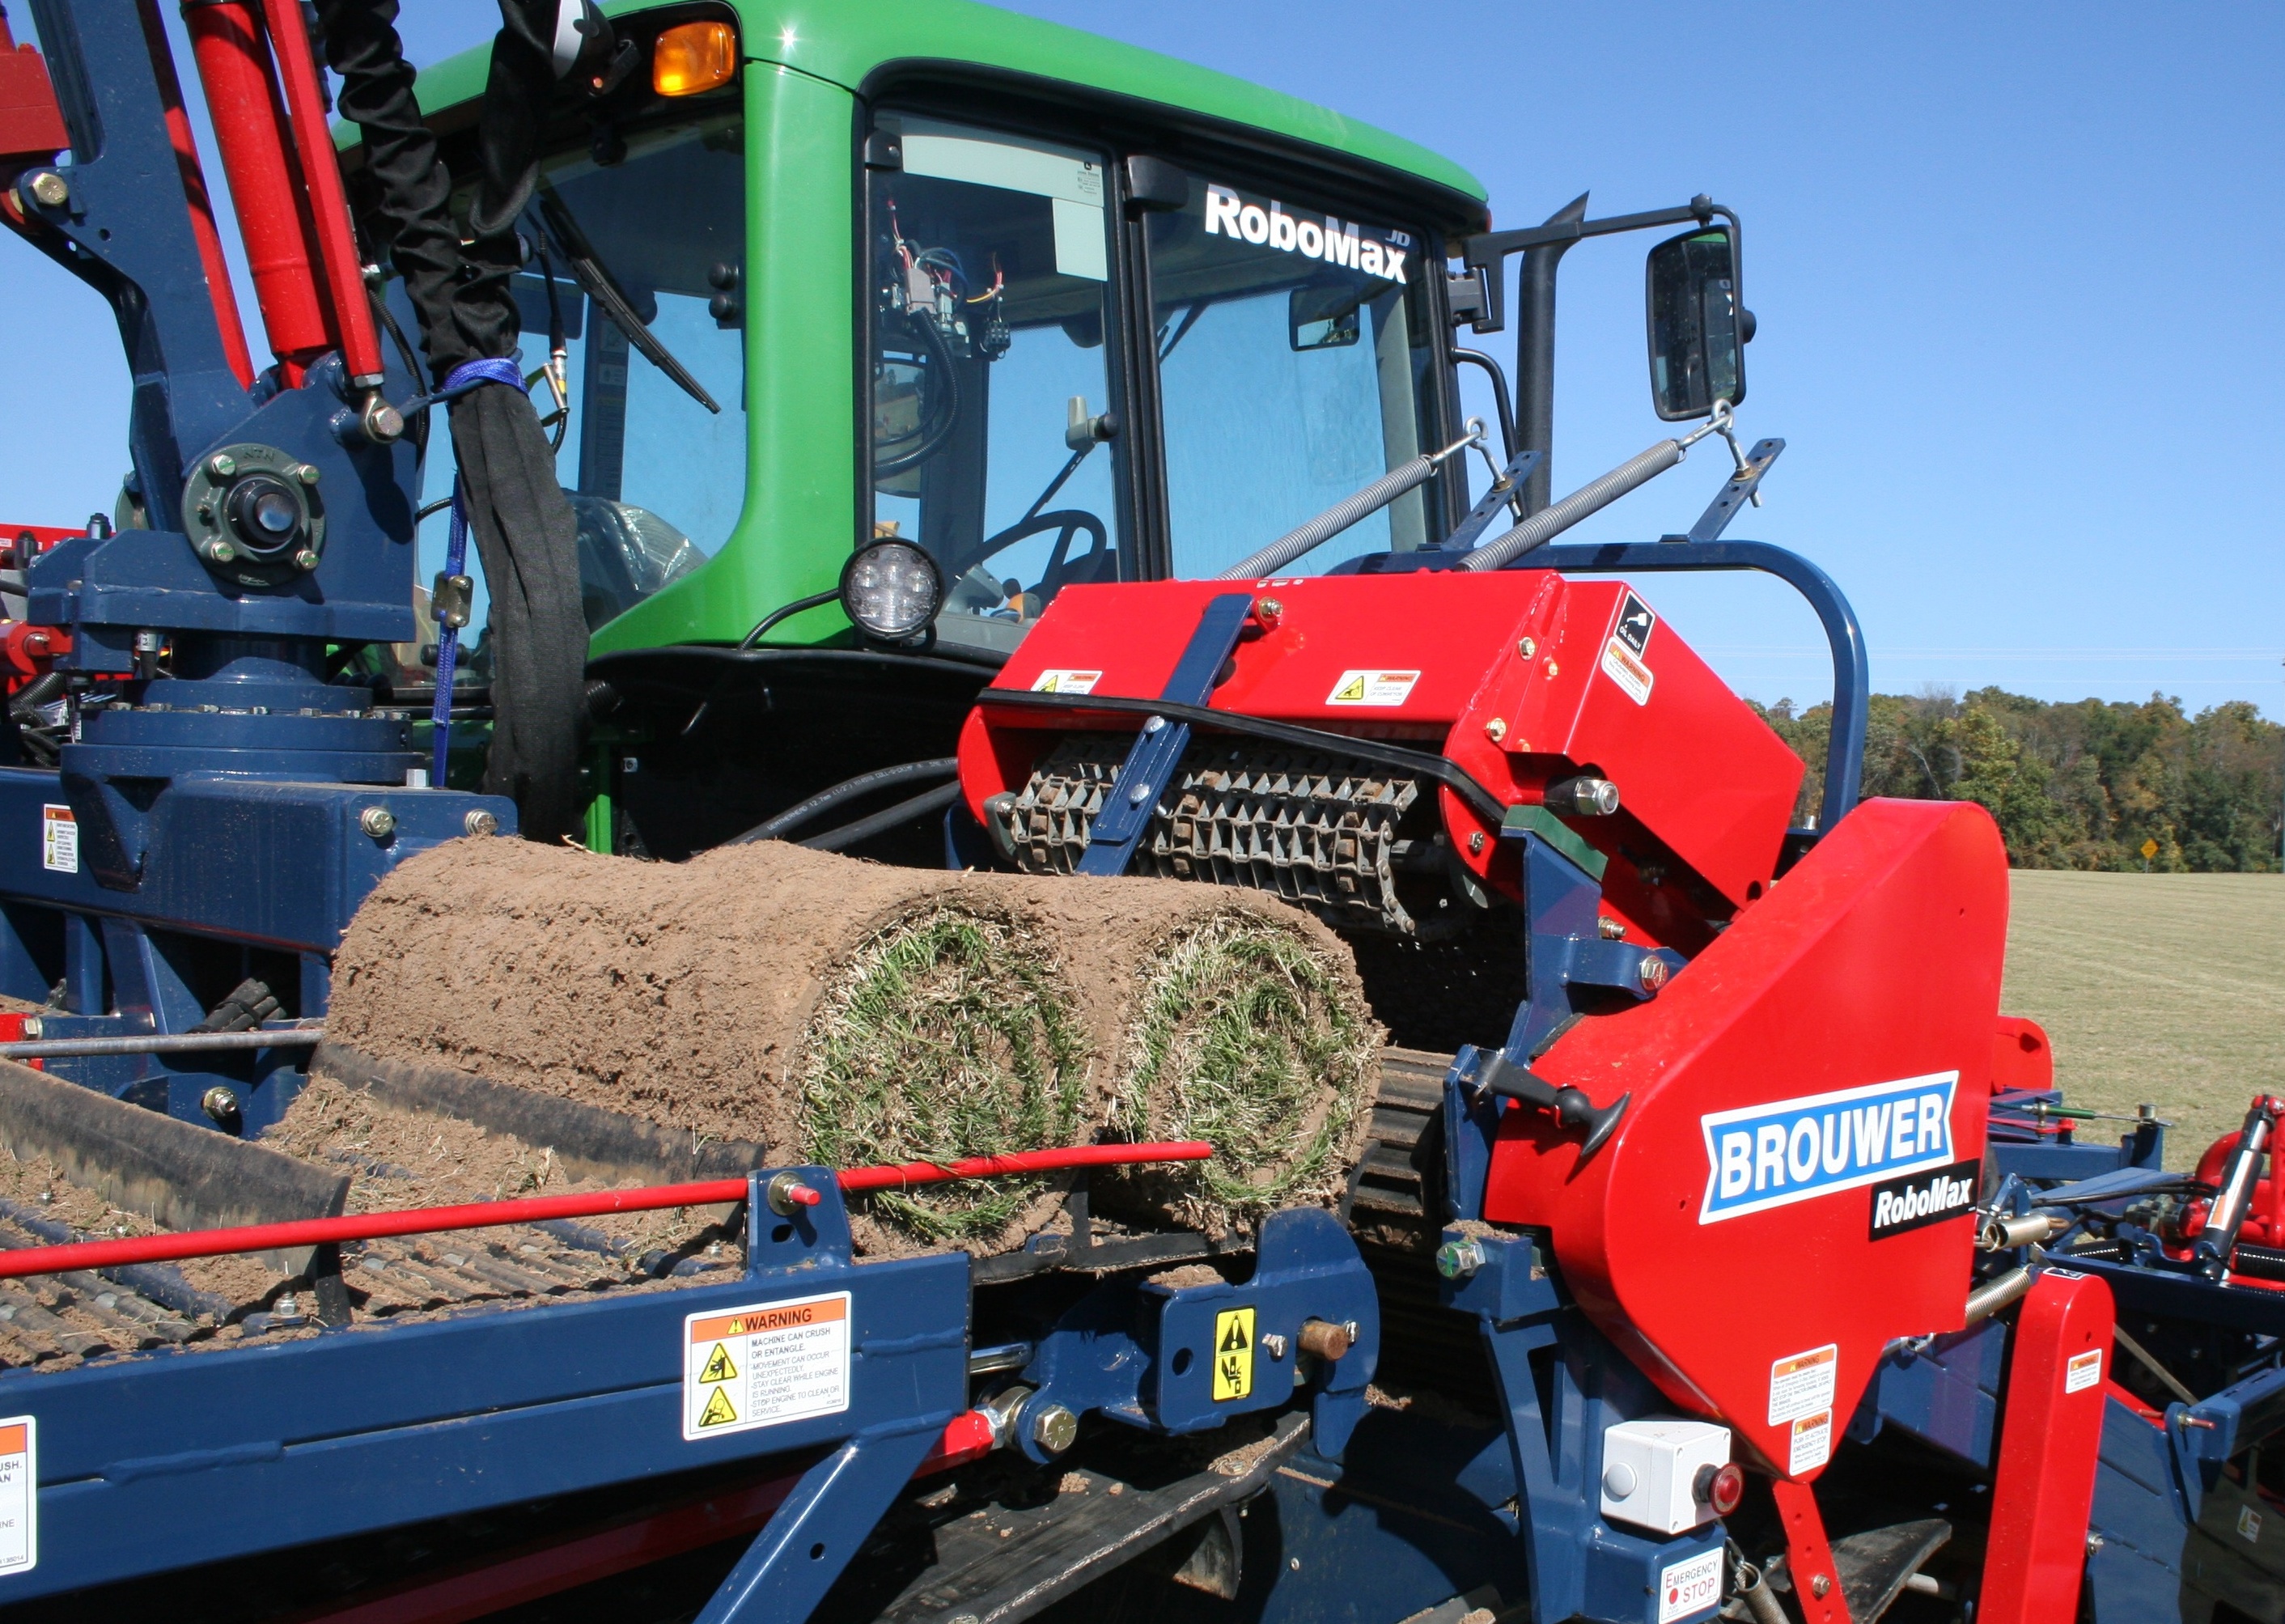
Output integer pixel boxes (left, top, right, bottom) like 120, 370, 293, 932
865, 115, 1125, 658
1147, 176, 1440, 578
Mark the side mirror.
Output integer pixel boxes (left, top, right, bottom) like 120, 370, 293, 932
1289, 282, 1363, 350
1645, 226, 1750, 421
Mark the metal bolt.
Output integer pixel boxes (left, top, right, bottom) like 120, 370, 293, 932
19, 1019, 38, 1041
1517, 636, 1536, 659
207, 452, 238, 479
766, 1171, 823, 1215
1543, 658, 1559, 679
201, 1086, 240, 1124
1598, 916, 1626, 940
2086, 1533, 2105, 1554
1636, 956, 1669, 992
273, 1292, 302, 1323
1127, 780, 1152, 806
208, 541, 237, 563
1027, 1402, 1078, 1457
1467, 830, 1486, 856
1142, 714, 1165, 735
1256, 596, 1283, 625
26, 171, 68, 208
1483, 717, 1507, 743
1259, 1333, 1289, 1361
464, 809, 500, 837
358, 806, 396, 838
1435, 1236, 1486, 1279
1811, 1575, 1831, 1599
293, 549, 320, 571
295, 463, 321, 486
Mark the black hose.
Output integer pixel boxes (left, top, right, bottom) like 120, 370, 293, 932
740, 587, 841, 651
799, 780, 963, 854
730, 758, 957, 845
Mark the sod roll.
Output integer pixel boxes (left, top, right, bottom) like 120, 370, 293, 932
326, 838, 1379, 1255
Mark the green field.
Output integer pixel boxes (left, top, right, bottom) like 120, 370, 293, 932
2000, 871, 2285, 1168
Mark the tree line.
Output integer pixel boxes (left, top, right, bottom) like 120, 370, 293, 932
1751, 689, 2284, 871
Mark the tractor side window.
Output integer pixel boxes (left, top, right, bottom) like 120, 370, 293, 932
418, 112, 745, 634
1148, 176, 1440, 579
865, 115, 1125, 657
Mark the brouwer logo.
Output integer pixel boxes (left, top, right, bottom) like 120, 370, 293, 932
1698, 1072, 1959, 1224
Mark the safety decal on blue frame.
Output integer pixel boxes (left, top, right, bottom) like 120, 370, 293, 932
0, 1415, 34, 1576
681, 1293, 850, 1440
1698, 1072, 1959, 1224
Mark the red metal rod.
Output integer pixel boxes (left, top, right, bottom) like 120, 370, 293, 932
136, 0, 256, 388
0, 1142, 1213, 1280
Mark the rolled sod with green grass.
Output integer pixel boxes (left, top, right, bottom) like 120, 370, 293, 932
328, 837, 1379, 1255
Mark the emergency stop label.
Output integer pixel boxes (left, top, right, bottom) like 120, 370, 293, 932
681, 1293, 850, 1441
0, 1417, 34, 1576
1657, 1546, 1722, 1622
39, 806, 74, 875
1699, 1072, 1959, 1224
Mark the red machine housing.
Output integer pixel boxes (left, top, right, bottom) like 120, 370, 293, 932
960, 570, 1807, 951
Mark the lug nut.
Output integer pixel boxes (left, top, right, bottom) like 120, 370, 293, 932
26, 171, 69, 208
358, 806, 396, 838
1435, 1236, 1486, 1280
208, 452, 237, 479
1027, 1401, 1078, 1456
1636, 956, 1668, 992
464, 809, 499, 837
1297, 1318, 1354, 1361
201, 1086, 240, 1124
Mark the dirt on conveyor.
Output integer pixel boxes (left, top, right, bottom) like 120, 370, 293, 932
326, 837, 1381, 1256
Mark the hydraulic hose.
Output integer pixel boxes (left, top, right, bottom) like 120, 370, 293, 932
730, 758, 956, 844
800, 780, 964, 853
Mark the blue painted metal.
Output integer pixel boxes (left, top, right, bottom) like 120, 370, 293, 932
1682, 438, 1784, 544
1438, 447, 1544, 552
1851, 1318, 2008, 1468
1076, 591, 1255, 876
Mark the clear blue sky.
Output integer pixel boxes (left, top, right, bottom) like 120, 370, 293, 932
5, 2, 2278, 717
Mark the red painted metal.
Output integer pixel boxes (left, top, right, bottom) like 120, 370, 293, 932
960, 570, 1802, 949
181, 0, 333, 383
1770, 1476, 1854, 1624
0, 9, 66, 162
1978, 1268, 2115, 1624
916, 1407, 1002, 1476
0, 1141, 1213, 1279
1486, 799, 2011, 1478
256, 0, 382, 383
1990, 1016, 2054, 1095
136, 0, 258, 388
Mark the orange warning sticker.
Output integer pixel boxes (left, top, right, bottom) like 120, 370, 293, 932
0, 1414, 33, 1576
682, 1292, 850, 1441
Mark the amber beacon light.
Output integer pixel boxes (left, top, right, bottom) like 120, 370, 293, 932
653, 20, 737, 96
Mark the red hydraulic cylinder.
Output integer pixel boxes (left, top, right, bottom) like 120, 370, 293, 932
1978, 1267, 2115, 1624
138, 0, 256, 388
256, 0, 382, 383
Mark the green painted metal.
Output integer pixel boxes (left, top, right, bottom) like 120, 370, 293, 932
373, 1, 1489, 655
1501, 804, 1610, 882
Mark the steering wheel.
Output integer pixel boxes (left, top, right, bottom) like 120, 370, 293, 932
964, 508, 1109, 608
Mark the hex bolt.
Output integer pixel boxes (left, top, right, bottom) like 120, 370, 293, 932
1142, 714, 1165, 735
1435, 1236, 1486, 1280
1598, 916, 1626, 940
26, 171, 69, 208
358, 806, 396, 839
1516, 636, 1537, 659
207, 452, 238, 479
1811, 1575, 1832, 1599
1255, 596, 1283, 625
1259, 1332, 1289, 1361
766, 1171, 823, 1215
1297, 1318, 1354, 1360
293, 549, 320, 571
1467, 830, 1486, 856
1126, 780, 1153, 806
464, 809, 500, 837
1483, 717, 1507, 743
1636, 956, 1669, 992
201, 1086, 240, 1124
1027, 1401, 1078, 1457
295, 464, 321, 486
208, 541, 237, 563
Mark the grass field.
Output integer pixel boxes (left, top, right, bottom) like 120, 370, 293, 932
2001, 871, 2285, 1169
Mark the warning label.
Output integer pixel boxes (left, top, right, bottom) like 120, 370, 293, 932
1600, 638, 1654, 706
1325, 669, 1419, 707
0, 1417, 35, 1576
40, 806, 74, 876
1030, 669, 1101, 695
681, 1292, 850, 1441
2066, 1349, 2104, 1394
1657, 1546, 1723, 1622
1212, 1306, 1255, 1401
1769, 1344, 1838, 1426
1788, 1410, 1833, 1476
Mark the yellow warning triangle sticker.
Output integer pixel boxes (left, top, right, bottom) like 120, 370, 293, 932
1333, 675, 1366, 702
697, 1385, 740, 1428
1220, 1318, 1249, 1353
699, 1342, 738, 1384
1039, 674, 1059, 692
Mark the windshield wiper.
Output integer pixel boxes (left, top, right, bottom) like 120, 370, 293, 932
532, 184, 720, 415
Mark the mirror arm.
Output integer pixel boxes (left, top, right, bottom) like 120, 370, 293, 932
1448, 348, 1517, 461
1678, 438, 1785, 545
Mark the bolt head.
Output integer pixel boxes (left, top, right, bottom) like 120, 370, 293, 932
208, 541, 237, 563
1028, 1402, 1078, 1456
295, 463, 321, 486
358, 806, 396, 838
1483, 717, 1507, 743
27, 171, 68, 208
207, 452, 238, 479
464, 809, 500, 837
1811, 1575, 1831, 1599
1636, 955, 1669, 992
1435, 1237, 1486, 1279
294, 549, 320, 571
201, 1086, 240, 1123
1517, 636, 1537, 659
1543, 658, 1560, 679
1598, 915, 1626, 940
1467, 830, 1486, 856
1126, 780, 1153, 806
1256, 596, 1283, 625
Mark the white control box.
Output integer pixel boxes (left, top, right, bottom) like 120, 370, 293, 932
1599, 1418, 1732, 1536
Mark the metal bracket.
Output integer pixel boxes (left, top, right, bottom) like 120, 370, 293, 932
1075, 592, 1256, 876
1682, 437, 1785, 544
1440, 447, 1544, 552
